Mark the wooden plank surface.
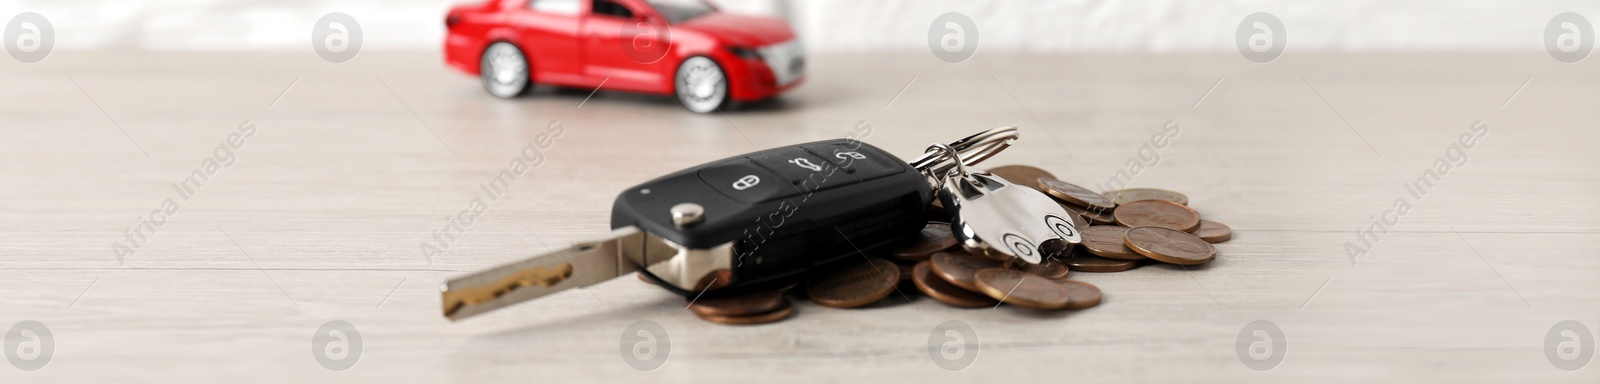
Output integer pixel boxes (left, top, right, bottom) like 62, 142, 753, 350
1, 51, 1597, 383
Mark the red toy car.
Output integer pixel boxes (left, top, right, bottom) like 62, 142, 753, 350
444, 0, 805, 113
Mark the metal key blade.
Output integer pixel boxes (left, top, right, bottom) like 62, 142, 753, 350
441, 226, 648, 321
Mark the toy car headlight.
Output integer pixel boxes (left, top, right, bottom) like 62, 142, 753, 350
727, 46, 762, 59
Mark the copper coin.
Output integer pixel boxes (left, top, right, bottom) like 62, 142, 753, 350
687, 290, 785, 317
929, 251, 1003, 291
1039, 178, 1116, 210
1124, 226, 1216, 265
1060, 204, 1090, 231
1038, 238, 1076, 259
690, 269, 735, 291
1015, 257, 1070, 279
1063, 252, 1139, 272
1063, 203, 1115, 225
973, 268, 1070, 309
961, 242, 1017, 262
911, 261, 997, 308
1054, 279, 1103, 310
986, 165, 1056, 189
694, 299, 795, 325
806, 258, 900, 308
889, 222, 958, 261
1195, 220, 1232, 243
1079, 226, 1144, 260
1113, 200, 1201, 232
898, 263, 915, 282
1104, 188, 1188, 206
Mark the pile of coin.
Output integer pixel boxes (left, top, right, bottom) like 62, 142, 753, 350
683, 289, 796, 325
990, 164, 1231, 270
672, 164, 1231, 325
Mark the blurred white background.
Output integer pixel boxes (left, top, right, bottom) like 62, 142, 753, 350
2, 0, 1596, 52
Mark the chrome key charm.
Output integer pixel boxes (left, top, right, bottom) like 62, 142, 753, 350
929, 144, 1082, 264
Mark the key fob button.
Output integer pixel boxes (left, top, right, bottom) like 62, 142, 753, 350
697, 159, 792, 203
803, 142, 906, 181
747, 147, 859, 191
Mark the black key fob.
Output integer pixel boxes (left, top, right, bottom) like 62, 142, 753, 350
443, 127, 1017, 320
611, 138, 932, 296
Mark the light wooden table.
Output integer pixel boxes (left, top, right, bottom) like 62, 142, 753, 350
1, 51, 1597, 383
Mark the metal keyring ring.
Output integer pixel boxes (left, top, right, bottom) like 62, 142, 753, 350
909, 126, 1019, 178
922, 143, 970, 178
921, 143, 987, 192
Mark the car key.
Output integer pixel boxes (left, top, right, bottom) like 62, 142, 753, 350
441, 127, 1021, 321
929, 144, 1083, 264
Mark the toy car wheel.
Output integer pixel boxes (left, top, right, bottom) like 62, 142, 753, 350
675, 56, 729, 113
480, 42, 530, 98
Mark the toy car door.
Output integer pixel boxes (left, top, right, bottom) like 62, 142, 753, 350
513, 0, 584, 83
580, 0, 669, 93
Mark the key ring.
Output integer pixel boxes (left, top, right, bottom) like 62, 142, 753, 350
909, 126, 1019, 179
921, 143, 986, 192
